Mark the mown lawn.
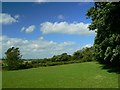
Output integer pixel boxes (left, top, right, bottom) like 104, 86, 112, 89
2, 62, 119, 88
0, 71, 2, 89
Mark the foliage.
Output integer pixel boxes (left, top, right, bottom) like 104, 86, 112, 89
82, 47, 95, 62
87, 2, 120, 67
3, 46, 95, 70
19, 62, 33, 69
51, 53, 71, 62
73, 49, 83, 60
73, 47, 95, 62
4, 47, 22, 70
3, 43, 96, 70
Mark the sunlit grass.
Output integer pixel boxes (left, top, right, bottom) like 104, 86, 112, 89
0, 71, 2, 89
2, 62, 118, 88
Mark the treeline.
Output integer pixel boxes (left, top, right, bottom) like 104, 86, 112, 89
2, 46, 95, 70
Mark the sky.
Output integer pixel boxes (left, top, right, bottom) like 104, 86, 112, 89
0, 2, 96, 59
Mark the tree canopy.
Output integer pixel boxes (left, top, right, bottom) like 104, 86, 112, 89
5, 47, 22, 70
87, 2, 120, 66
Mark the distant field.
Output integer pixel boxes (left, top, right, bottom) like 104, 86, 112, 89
2, 62, 118, 88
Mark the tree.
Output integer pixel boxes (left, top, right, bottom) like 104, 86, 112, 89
60, 53, 71, 61
73, 50, 83, 60
73, 47, 94, 62
82, 47, 95, 62
5, 47, 22, 70
86, 2, 120, 66
51, 53, 71, 62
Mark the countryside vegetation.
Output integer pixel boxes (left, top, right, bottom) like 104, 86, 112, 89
2, 2, 120, 88
2, 46, 95, 70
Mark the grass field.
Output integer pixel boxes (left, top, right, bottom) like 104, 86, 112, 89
0, 71, 2, 89
2, 62, 119, 88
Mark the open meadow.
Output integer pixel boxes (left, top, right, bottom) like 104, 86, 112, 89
2, 62, 118, 88
1, 2, 120, 89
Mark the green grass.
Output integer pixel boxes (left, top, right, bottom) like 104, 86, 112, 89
0, 71, 2, 89
2, 62, 118, 88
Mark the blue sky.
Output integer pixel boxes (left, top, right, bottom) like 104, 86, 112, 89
1, 2, 96, 59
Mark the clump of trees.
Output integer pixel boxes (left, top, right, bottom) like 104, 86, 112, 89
86, 2, 120, 67
51, 53, 71, 62
3, 46, 94, 70
73, 47, 95, 62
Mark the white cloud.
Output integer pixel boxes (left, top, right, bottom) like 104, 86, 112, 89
58, 15, 64, 20
0, 13, 19, 24
39, 37, 44, 40
14, 15, 20, 19
82, 44, 92, 48
21, 25, 36, 33
21, 27, 26, 32
40, 22, 96, 35
1, 35, 76, 59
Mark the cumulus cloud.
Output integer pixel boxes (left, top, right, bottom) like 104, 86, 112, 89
40, 22, 95, 35
57, 15, 64, 20
1, 35, 76, 59
82, 44, 92, 48
0, 13, 19, 24
21, 25, 36, 33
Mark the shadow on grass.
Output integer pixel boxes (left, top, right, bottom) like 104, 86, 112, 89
97, 62, 120, 88
98, 62, 120, 74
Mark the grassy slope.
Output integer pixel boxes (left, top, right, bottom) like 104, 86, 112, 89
2, 62, 118, 88
0, 71, 2, 89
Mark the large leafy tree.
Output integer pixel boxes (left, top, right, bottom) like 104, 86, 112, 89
5, 47, 22, 70
87, 2, 120, 66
